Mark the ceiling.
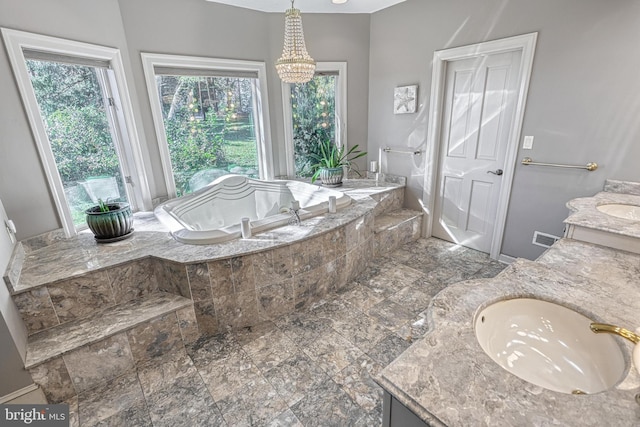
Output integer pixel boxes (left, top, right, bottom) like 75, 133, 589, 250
205, 0, 406, 14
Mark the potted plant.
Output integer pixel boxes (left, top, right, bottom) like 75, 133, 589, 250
85, 199, 133, 242
310, 139, 367, 187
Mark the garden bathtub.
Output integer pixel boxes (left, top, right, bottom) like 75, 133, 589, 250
154, 175, 351, 244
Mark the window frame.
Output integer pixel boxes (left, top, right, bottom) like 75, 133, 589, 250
281, 62, 347, 178
1, 28, 153, 237
140, 53, 274, 199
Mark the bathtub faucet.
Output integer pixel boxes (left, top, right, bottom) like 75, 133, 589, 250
288, 199, 301, 226
288, 207, 301, 226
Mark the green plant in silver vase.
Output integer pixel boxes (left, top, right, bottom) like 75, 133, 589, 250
310, 139, 367, 187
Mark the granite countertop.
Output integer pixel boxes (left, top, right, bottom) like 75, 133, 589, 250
604, 179, 640, 197
376, 239, 640, 426
5, 179, 402, 294
565, 191, 640, 239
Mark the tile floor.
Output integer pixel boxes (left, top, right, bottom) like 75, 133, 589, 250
66, 237, 506, 426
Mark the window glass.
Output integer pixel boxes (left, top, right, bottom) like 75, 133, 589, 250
26, 60, 129, 227
290, 74, 337, 178
155, 75, 259, 196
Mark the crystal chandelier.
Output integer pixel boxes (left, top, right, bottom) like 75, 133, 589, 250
275, 0, 316, 84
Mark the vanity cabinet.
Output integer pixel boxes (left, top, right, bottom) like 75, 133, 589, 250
382, 391, 429, 427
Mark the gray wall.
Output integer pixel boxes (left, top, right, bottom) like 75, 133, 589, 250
368, 0, 640, 259
265, 12, 371, 175
0, 0, 370, 240
0, 198, 31, 397
117, 0, 269, 197
118, 0, 370, 186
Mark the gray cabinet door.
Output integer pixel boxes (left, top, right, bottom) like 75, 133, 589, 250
382, 391, 429, 427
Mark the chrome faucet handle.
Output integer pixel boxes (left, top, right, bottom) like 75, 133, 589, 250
288, 207, 301, 226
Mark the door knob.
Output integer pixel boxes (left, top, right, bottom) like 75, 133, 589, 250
487, 169, 503, 176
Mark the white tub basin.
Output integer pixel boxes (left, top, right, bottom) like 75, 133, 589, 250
596, 203, 640, 221
475, 298, 626, 394
154, 175, 351, 245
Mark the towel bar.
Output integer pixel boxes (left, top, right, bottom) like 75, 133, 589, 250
521, 157, 598, 172
383, 147, 422, 156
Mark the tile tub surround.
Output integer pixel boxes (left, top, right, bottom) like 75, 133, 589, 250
376, 247, 640, 426
4, 179, 404, 294
3, 178, 429, 419
12, 210, 380, 338
7, 180, 414, 389
13, 258, 164, 335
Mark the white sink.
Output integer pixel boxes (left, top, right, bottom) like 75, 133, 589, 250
596, 203, 640, 221
475, 298, 626, 394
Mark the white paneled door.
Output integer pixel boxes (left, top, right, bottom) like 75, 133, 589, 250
432, 50, 522, 253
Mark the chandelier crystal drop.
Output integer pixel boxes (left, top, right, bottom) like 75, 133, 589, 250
275, 1, 316, 84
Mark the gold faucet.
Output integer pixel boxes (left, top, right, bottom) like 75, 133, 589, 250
590, 323, 640, 344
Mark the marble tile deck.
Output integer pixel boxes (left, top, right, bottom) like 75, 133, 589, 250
63, 238, 505, 426
7, 180, 403, 294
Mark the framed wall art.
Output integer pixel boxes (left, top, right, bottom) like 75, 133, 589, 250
394, 85, 418, 114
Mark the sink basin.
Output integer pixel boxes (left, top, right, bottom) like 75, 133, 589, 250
475, 298, 626, 394
596, 204, 640, 220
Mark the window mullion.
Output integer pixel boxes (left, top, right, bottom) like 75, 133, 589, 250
95, 68, 136, 210
281, 83, 296, 178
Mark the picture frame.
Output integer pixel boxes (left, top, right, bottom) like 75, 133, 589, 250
394, 85, 418, 114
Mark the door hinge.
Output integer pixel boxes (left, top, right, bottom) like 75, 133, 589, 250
108, 97, 116, 107
125, 176, 134, 186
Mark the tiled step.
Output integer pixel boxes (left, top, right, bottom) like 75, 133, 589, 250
374, 209, 423, 256
26, 292, 198, 404
11, 257, 192, 337
26, 292, 193, 369
370, 187, 405, 217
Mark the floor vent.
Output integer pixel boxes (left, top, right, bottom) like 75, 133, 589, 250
532, 231, 561, 248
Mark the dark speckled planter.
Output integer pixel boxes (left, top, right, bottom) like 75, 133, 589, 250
85, 203, 133, 241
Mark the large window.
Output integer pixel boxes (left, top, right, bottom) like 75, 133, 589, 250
2, 29, 151, 236
282, 62, 347, 178
142, 54, 273, 198
26, 59, 130, 227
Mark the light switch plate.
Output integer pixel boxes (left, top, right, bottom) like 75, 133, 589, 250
523, 135, 534, 150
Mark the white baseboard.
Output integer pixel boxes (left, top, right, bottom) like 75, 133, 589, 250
0, 384, 40, 404
498, 253, 517, 264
